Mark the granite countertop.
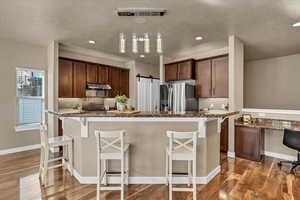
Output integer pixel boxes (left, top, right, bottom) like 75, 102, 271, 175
48, 109, 239, 118
235, 118, 300, 131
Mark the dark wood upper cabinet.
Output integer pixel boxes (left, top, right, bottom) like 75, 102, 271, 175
195, 59, 212, 98
98, 65, 109, 84
59, 58, 130, 99
212, 56, 228, 98
178, 60, 194, 80
165, 63, 178, 81
165, 59, 194, 81
119, 69, 129, 97
109, 67, 121, 97
235, 126, 264, 162
86, 63, 98, 83
220, 119, 228, 153
195, 55, 228, 98
59, 59, 73, 98
73, 61, 87, 98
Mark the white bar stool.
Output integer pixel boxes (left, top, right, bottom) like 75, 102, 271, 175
95, 130, 130, 200
39, 124, 73, 185
165, 131, 198, 200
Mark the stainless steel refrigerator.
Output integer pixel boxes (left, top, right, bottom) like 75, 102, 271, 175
160, 82, 198, 113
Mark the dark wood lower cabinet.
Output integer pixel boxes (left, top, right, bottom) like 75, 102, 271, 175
235, 126, 265, 162
220, 119, 228, 153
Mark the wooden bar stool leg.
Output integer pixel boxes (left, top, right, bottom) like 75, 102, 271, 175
121, 154, 125, 200
169, 159, 172, 200
97, 157, 101, 200
125, 150, 129, 185
39, 147, 44, 178
42, 148, 49, 185
193, 160, 197, 200
62, 145, 66, 170
165, 150, 168, 185
188, 160, 192, 187
68, 143, 73, 176
103, 160, 107, 185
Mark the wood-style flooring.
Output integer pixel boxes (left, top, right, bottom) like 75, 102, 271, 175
0, 150, 299, 200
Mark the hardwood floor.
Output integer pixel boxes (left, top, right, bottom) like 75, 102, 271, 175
0, 150, 299, 200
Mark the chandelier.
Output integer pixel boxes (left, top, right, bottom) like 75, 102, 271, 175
119, 32, 163, 54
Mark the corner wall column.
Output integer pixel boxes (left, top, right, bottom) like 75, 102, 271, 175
47, 41, 59, 138
228, 35, 244, 156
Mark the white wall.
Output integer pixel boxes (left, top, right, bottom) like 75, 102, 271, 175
0, 39, 47, 150
245, 53, 300, 110
135, 61, 159, 78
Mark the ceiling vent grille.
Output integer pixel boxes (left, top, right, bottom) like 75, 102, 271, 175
116, 8, 167, 16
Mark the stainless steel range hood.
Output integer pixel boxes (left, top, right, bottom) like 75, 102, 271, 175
86, 83, 112, 98
86, 83, 112, 90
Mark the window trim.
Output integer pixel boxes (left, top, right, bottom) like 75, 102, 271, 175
15, 67, 45, 131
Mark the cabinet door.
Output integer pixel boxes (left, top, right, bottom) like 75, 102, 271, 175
109, 67, 120, 97
86, 63, 98, 83
235, 126, 263, 161
73, 61, 87, 98
212, 56, 228, 98
165, 63, 178, 81
59, 59, 73, 98
178, 60, 194, 80
98, 65, 109, 84
220, 119, 228, 152
119, 69, 129, 97
195, 60, 212, 98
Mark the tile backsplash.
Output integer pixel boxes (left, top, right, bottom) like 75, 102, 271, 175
198, 98, 229, 110
59, 98, 109, 109
58, 98, 133, 110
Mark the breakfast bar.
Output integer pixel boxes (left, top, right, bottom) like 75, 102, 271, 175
49, 110, 238, 185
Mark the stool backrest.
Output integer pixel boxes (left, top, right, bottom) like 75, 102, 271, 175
166, 131, 198, 154
95, 130, 125, 154
40, 124, 49, 148
283, 129, 300, 152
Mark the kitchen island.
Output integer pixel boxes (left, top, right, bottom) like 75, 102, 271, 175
48, 110, 238, 185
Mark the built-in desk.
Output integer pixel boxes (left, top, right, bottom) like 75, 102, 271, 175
235, 118, 300, 161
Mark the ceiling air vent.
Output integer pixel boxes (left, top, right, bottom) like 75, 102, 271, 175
116, 8, 167, 16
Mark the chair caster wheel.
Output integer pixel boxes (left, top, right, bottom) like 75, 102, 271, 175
277, 162, 282, 167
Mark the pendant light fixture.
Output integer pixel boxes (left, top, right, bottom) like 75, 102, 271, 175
144, 33, 150, 53
119, 32, 162, 54
119, 33, 126, 53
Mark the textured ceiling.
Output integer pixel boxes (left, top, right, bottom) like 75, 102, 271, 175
1, 0, 300, 64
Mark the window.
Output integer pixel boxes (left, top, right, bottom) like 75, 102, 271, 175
16, 68, 45, 127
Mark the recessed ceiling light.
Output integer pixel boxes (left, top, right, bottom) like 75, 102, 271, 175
292, 22, 300, 27
89, 40, 96, 44
195, 36, 203, 41
140, 54, 145, 58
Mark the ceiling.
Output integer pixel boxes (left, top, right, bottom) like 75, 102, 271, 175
1, 0, 300, 65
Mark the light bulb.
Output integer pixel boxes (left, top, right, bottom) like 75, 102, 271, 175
119, 33, 126, 53
144, 33, 150, 53
157, 32, 162, 54
132, 33, 138, 54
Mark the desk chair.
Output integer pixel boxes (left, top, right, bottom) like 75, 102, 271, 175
278, 129, 300, 173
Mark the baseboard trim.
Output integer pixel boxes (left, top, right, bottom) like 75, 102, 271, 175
72, 166, 221, 185
264, 151, 297, 161
206, 165, 221, 183
0, 144, 41, 155
227, 151, 235, 158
